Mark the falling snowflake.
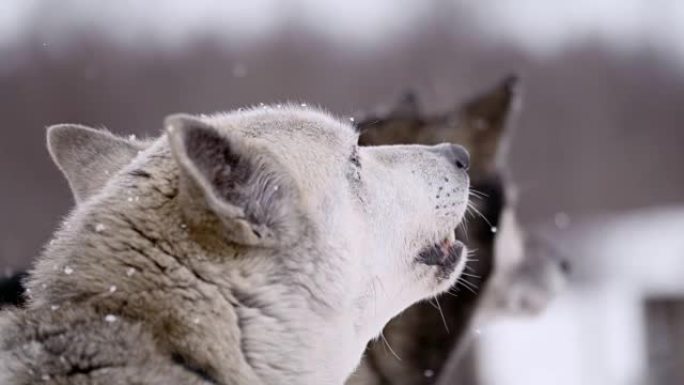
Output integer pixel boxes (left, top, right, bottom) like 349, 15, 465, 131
126, 267, 136, 277
95, 223, 106, 233
63, 266, 74, 275
554, 212, 571, 229
104, 314, 117, 323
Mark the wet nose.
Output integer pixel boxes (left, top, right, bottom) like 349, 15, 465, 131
442, 144, 470, 170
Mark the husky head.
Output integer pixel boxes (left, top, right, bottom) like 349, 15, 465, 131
347, 76, 569, 385
358, 75, 568, 318
30, 106, 470, 383
358, 75, 519, 176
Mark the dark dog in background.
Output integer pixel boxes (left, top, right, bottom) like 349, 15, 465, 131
348, 75, 569, 385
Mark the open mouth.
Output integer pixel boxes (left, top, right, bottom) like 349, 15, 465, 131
416, 230, 465, 275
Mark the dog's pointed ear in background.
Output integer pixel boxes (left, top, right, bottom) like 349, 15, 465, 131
454, 74, 521, 174
47, 124, 144, 203
166, 114, 303, 247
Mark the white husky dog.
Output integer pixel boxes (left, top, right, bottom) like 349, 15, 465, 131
0, 105, 470, 385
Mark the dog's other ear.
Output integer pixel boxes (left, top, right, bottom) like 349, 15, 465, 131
47, 124, 143, 203
455, 74, 521, 173
166, 114, 303, 247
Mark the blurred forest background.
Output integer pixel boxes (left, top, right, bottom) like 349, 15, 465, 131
1, 1, 683, 384
2, 0, 683, 269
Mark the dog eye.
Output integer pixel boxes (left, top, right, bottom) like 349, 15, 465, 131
349, 148, 361, 168
346, 147, 362, 185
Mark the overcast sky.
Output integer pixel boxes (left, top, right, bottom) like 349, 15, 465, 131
2, 0, 683, 67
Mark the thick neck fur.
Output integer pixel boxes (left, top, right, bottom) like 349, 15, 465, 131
26, 144, 363, 385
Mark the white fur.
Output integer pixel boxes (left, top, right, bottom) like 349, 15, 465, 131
22, 105, 470, 384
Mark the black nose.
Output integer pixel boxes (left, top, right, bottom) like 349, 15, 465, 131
447, 144, 470, 170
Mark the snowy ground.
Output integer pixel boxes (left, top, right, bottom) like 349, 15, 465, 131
476, 206, 684, 385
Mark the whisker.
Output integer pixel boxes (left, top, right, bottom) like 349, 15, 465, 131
469, 188, 489, 198
469, 204, 495, 229
468, 191, 486, 201
380, 331, 401, 361
448, 287, 462, 296
457, 278, 480, 294
434, 295, 449, 334
458, 275, 477, 285
460, 213, 470, 241
457, 282, 478, 295
460, 282, 479, 293
466, 201, 477, 213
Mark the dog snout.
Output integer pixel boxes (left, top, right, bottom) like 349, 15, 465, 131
433, 143, 470, 171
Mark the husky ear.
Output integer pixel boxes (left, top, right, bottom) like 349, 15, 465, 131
47, 124, 143, 203
166, 114, 303, 247
460, 74, 520, 137
456, 74, 521, 173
